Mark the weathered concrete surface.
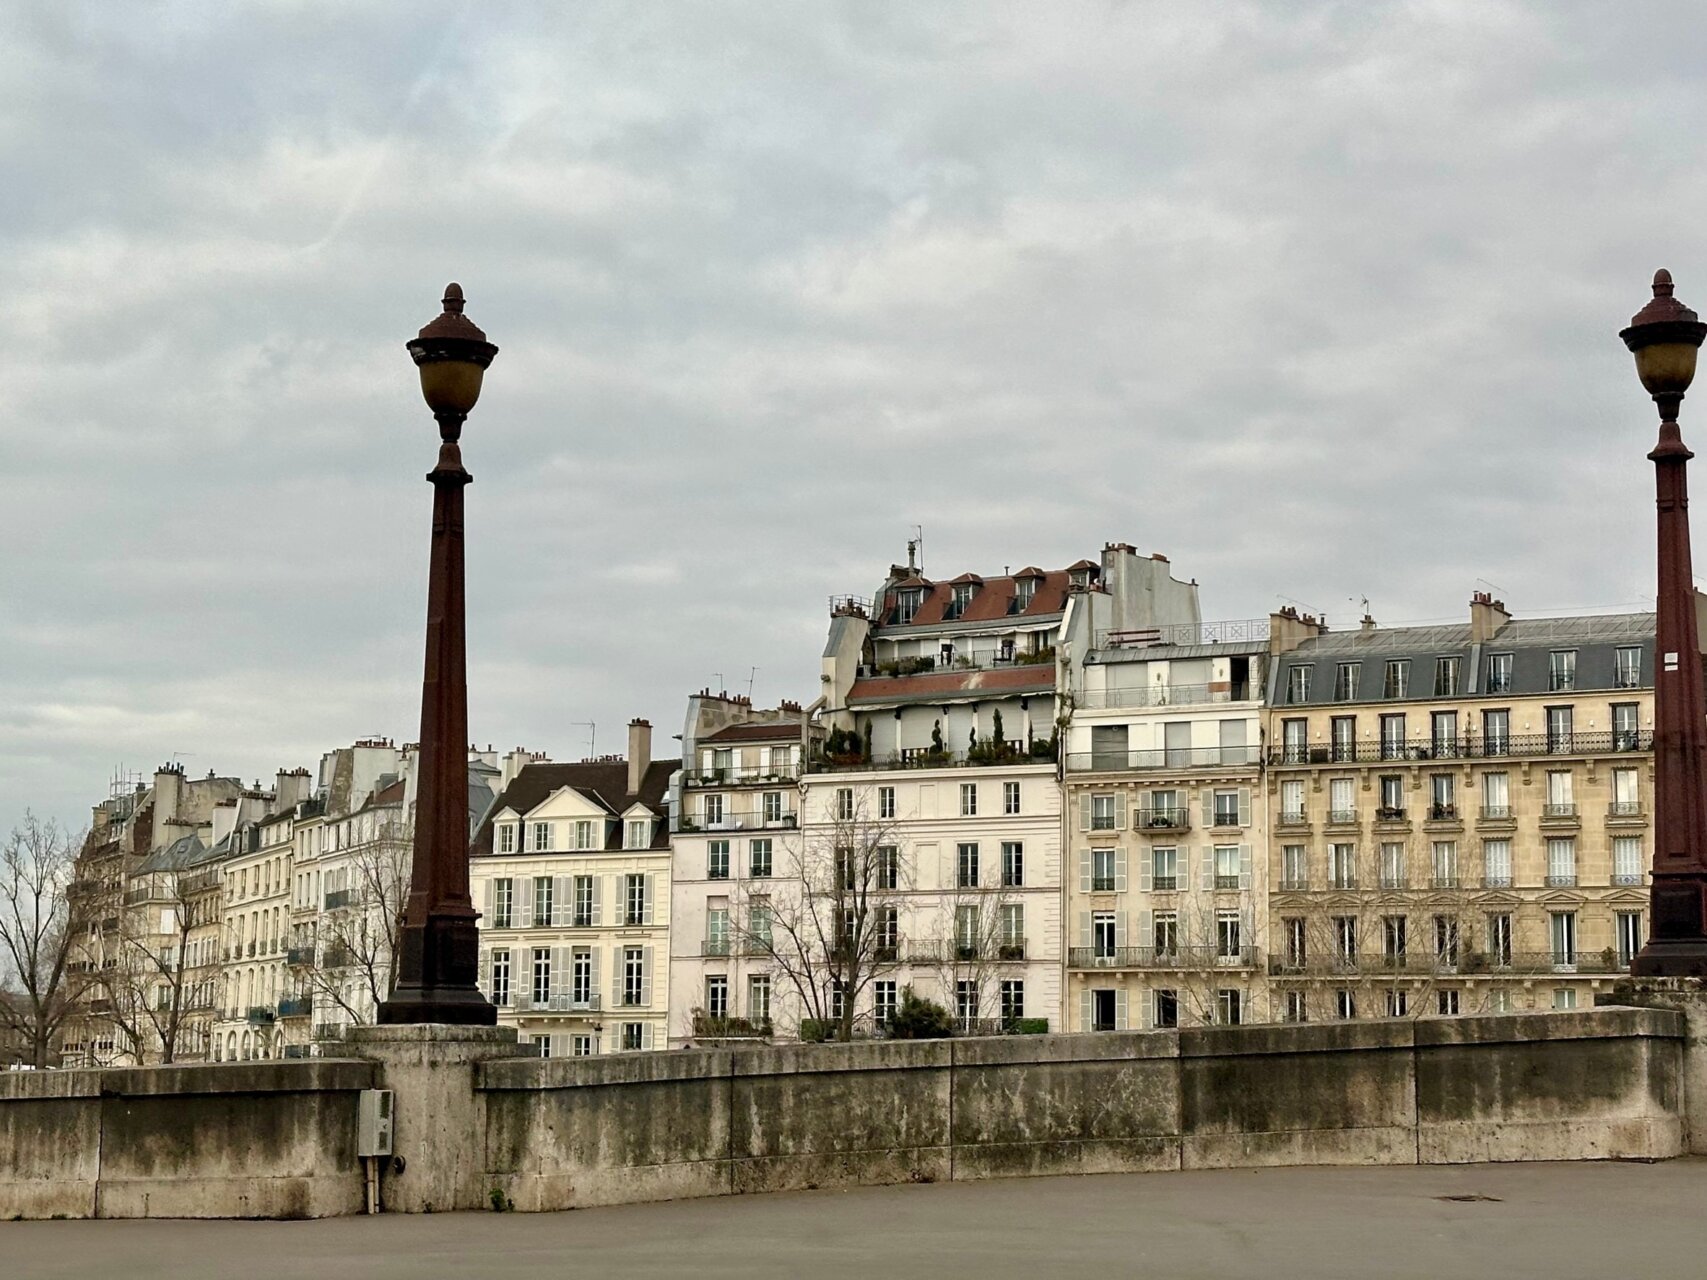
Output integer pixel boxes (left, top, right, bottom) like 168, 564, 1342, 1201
345, 1023, 518, 1215
475, 1007, 1685, 1212
5, 1160, 1706, 1280
0, 1059, 375, 1220
1600, 977, 1707, 1153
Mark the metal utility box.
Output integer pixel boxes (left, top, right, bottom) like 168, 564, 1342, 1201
357, 1089, 394, 1157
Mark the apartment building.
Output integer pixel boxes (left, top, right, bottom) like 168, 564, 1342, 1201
804, 543, 1201, 1035
215, 807, 296, 1061
1265, 594, 1655, 1020
668, 693, 814, 1046
472, 722, 674, 1056
1062, 617, 1273, 1030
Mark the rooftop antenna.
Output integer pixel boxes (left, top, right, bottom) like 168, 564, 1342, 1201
1474, 577, 1506, 599
571, 721, 595, 758
746, 666, 758, 701
712, 673, 725, 695
908, 525, 923, 574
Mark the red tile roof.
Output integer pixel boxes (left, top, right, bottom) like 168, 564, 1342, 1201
470, 759, 676, 856
876, 567, 1075, 628
848, 664, 1056, 704
701, 722, 804, 744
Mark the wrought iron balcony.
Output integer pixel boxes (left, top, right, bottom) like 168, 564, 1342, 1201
1135, 806, 1190, 832
1066, 745, 1260, 773
1066, 945, 1258, 970
1267, 730, 1653, 766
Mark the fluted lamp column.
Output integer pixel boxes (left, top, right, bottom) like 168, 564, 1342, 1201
377, 284, 500, 1024
1621, 270, 1707, 977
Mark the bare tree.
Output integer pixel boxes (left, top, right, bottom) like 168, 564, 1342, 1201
0, 814, 92, 1068
92, 870, 213, 1065
926, 875, 1023, 1032
731, 794, 907, 1041
297, 824, 409, 1026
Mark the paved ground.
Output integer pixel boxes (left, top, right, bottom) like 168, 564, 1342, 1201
3, 1160, 1700, 1279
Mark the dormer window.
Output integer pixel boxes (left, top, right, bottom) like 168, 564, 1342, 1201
948, 583, 974, 619
896, 588, 923, 623
625, 818, 650, 849
1015, 577, 1036, 609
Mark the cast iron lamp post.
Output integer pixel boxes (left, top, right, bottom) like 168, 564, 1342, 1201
377, 284, 500, 1024
1622, 270, 1707, 976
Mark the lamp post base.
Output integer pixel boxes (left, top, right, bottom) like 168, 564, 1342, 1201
376, 916, 496, 1026
1631, 938, 1707, 979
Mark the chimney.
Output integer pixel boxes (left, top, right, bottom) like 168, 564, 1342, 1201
1361, 613, 1378, 635
1470, 591, 1511, 644
153, 764, 184, 831
628, 719, 652, 796
273, 768, 311, 813
1268, 606, 1328, 655
211, 800, 238, 846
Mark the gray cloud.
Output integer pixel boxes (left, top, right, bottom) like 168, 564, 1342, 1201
4, 0, 1704, 829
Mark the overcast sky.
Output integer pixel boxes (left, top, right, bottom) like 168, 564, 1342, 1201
6, 1, 1707, 833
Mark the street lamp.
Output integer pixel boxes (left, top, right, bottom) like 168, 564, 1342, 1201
1621, 269, 1707, 976
377, 284, 500, 1024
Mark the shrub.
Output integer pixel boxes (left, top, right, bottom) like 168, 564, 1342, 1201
1012, 1018, 1049, 1036
798, 1018, 834, 1043
887, 987, 956, 1040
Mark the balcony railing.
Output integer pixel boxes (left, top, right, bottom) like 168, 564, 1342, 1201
277, 996, 313, 1018
1094, 618, 1270, 649
286, 946, 315, 967
1427, 804, 1460, 822
673, 810, 798, 834
1608, 802, 1646, 820
1479, 805, 1513, 821
905, 939, 1029, 963
1613, 871, 1645, 886
702, 937, 732, 957
1067, 945, 1258, 970
1269, 731, 1652, 766
692, 1013, 774, 1039
857, 649, 1057, 681
682, 765, 801, 789
1545, 872, 1578, 887
1276, 812, 1309, 828
1066, 745, 1261, 774
1135, 806, 1190, 832
1326, 809, 1358, 825
1279, 878, 1310, 892
511, 993, 602, 1014
324, 889, 354, 910
246, 1006, 275, 1026
1374, 807, 1407, 823
1542, 804, 1579, 820
813, 744, 1058, 773
1075, 683, 1253, 710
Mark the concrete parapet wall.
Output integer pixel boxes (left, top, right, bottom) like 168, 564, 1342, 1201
0, 1059, 375, 1220
475, 1007, 1684, 1212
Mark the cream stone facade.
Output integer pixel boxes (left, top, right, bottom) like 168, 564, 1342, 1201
1264, 597, 1656, 1021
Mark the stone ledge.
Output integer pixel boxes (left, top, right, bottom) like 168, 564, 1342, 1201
952, 1030, 1179, 1065
480, 1048, 733, 1091
1180, 1019, 1414, 1058
0, 1060, 375, 1101
1414, 1007, 1684, 1046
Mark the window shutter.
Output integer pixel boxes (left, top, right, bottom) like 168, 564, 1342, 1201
554, 876, 570, 927
1115, 988, 1129, 1032
1114, 912, 1127, 949
1080, 989, 1093, 1033
643, 874, 656, 926
552, 1033, 569, 1060
1140, 908, 1153, 951
478, 946, 491, 997
483, 878, 494, 923
1077, 911, 1091, 949
1079, 795, 1092, 832
1238, 788, 1252, 827
1200, 847, 1214, 891
1240, 906, 1253, 953
1114, 848, 1128, 894
1078, 849, 1091, 894
1200, 792, 1213, 828
517, 887, 533, 929
1139, 990, 1152, 1030
1139, 851, 1152, 892
588, 948, 601, 1000
590, 876, 602, 926
1179, 847, 1191, 891
1114, 793, 1127, 829
551, 947, 569, 1004
611, 954, 623, 1006
1239, 845, 1253, 891
641, 1022, 654, 1051
641, 947, 653, 1006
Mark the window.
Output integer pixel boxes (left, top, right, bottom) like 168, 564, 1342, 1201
1330, 843, 1357, 890
532, 947, 550, 1005
622, 1023, 644, 1051
1549, 650, 1577, 692
1284, 990, 1309, 1023
1379, 714, 1406, 760
955, 905, 980, 958
1545, 770, 1575, 818
1153, 910, 1179, 957
1003, 781, 1021, 815
1546, 706, 1574, 754
1611, 767, 1640, 817
572, 1035, 593, 1058
1382, 914, 1407, 963
626, 818, 650, 849
1614, 837, 1643, 886
1284, 917, 1307, 968
574, 819, 598, 850
704, 794, 725, 827
1216, 910, 1243, 961
1092, 911, 1118, 959
1546, 838, 1577, 888
1487, 913, 1513, 967
1616, 646, 1643, 689
1430, 711, 1457, 757
532, 821, 552, 852
1386, 990, 1409, 1018
1550, 911, 1578, 969
1282, 718, 1308, 762
1613, 703, 1641, 751
1282, 844, 1307, 891
1429, 774, 1456, 820
1281, 779, 1305, 822
1214, 845, 1240, 891
1329, 777, 1355, 823
1216, 989, 1243, 1026
705, 976, 728, 1020
1287, 665, 1312, 704
534, 876, 553, 926
762, 791, 784, 824
1482, 771, 1510, 820
1383, 660, 1410, 699
1486, 652, 1513, 694
1482, 840, 1511, 889
749, 839, 772, 878
895, 588, 922, 623
1332, 915, 1358, 964
571, 950, 592, 1004
1433, 656, 1461, 697
1380, 842, 1406, 889
1153, 989, 1179, 1029
876, 845, 899, 890
1554, 988, 1578, 1011
875, 906, 899, 959
1091, 848, 1116, 893
1151, 846, 1178, 892
960, 783, 978, 817
875, 785, 894, 820
1378, 774, 1403, 819
1433, 915, 1460, 968
1616, 911, 1644, 966
1334, 662, 1360, 701
708, 840, 730, 881
834, 788, 853, 822
1001, 842, 1024, 887
873, 979, 896, 1026
955, 980, 979, 1030
1213, 789, 1241, 827
497, 824, 516, 854
491, 950, 511, 1007
1335, 989, 1356, 1020
1482, 709, 1510, 755
492, 878, 513, 929
748, 901, 773, 948
999, 980, 1025, 1026
706, 909, 730, 956
957, 843, 980, 888
1090, 794, 1118, 831
622, 947, 645, 1005
1331, 716, 1357, 761
1091, 989, 1118, 1032
624, 874, 648, 926
836, 847, 855, 890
